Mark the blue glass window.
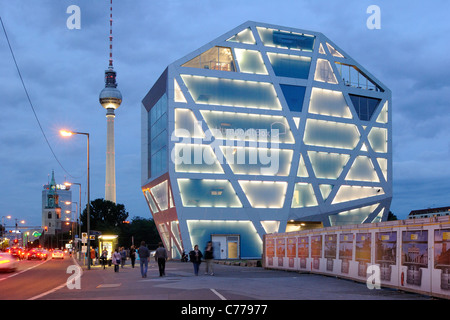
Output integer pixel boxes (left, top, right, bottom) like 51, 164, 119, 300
148, 94, 168, 178
280, 84, 306, 112
268, 53, 311, 79
349, 94, 381, 121
257, 27, 315, 51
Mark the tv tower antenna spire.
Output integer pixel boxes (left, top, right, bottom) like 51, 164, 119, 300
99, 0, 122, 203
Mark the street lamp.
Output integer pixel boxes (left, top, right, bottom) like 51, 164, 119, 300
1, 215, 11, 237
60, 129, 91, 270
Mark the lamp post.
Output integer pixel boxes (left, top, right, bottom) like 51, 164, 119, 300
65, 201, 78, 248
60, 129, 91, 270
1, 215, 11, 237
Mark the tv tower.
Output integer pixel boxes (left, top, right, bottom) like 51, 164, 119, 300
99, 0, 122, 203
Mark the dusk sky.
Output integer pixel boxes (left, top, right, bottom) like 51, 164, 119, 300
1, 0, 449, 228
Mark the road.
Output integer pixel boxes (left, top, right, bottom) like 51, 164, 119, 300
0, 256, 73, 300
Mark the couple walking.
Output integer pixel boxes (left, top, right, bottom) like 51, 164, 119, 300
189, 241, 214, 276
138, 241, 167, 278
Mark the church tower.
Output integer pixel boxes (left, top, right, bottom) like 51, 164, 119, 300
42, 170, 62, 235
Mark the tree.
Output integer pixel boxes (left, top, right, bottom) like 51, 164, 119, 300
80, 198, 129, 235
120, 216, 161, 249
387, 211, 398, 221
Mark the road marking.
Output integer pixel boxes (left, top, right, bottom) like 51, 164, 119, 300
0, 259, 49, 282
210, 288, 226, 300
97, 283, 121, 288
28, 256, 82, 300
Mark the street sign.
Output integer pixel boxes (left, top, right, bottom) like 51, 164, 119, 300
82, 232, 87, 244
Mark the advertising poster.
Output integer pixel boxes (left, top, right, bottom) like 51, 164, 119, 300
311, 235, 322, 270
324, 234, 337, 272
339, 233, 353, 274
266, 237, 275, 266
402, 231, 428, 287
434, 229, 450, 290
298, 236, 309, 269
287, 237, 296, 268
276, 238, 286, 267
356, 233, 371, 277
376, 231, 397, 282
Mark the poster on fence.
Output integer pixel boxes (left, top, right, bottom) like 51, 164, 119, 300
311, 235, 322, 270
356, 233, 371, 278
339, 233, 353, 274
298, 236, 309, 269
276, 238, 286, 267
287, 237, 296, 268
324, 234, 337, 272
266, 237, 274, 266
401, 230, 428, 288
376, 231, 397, 283
434, 229, 450, 292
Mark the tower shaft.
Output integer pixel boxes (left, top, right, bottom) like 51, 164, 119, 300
105, 109, 116, 203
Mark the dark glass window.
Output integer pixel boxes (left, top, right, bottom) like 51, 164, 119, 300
349, 94, 381, 121
280, 84, 306, 112
273, 31, 315, 51
268, 53, 311, 79
148, 94, 168, 178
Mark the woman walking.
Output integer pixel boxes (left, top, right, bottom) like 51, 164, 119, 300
112, 248, 121, 272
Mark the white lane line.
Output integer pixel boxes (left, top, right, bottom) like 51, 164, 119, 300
28, 256, 83, 300
210, 288, 227, 300
0, 259, 49, 282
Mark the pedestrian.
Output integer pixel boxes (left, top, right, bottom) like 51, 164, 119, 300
204, 241, 214, 275
130, 245, 136, 268
120, 247, 127, 268
138, 241, 150, 278
112, 248, 121, 272
189, 245, 203, 276
100, 247, 108, 269
155, 242, 168, 277
90, 247, 96, 266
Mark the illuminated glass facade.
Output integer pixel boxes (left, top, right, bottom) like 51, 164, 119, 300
141, 22, 392, 259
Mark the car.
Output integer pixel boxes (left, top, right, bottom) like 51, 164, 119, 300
9, 247, 25, 260
26, 248, 47, 260
52, 250, 64, 259
0, 252, 18, 272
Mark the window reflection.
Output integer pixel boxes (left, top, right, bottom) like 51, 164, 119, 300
182, 46, 236, 72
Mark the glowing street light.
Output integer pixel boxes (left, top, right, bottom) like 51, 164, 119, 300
60, 129, 91, 270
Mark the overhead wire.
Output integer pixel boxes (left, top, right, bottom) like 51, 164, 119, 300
0, 15, 83, 180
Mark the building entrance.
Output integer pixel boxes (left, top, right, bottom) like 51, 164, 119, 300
211, 235, 240, 260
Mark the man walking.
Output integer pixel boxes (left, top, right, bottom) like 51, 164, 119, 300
138, 241, 150, 278
155, 242, 168, 277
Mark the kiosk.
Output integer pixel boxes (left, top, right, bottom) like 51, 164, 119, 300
98, 235, 118, 266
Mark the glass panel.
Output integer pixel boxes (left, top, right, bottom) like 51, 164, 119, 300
234, 49, 268, 75
303, 119, 360, 150
177, 179, 242, 208
261, 221, 280, 234
329, 204, 379, 226
371, 208, 385, 223
314, 59, 338, 84
349, 94, 382, 121
200, 110, 295, 144
150, 180, 169, 211
291, 183, 318, 208
267, 53, 311, 79
149, 94, 168, 178
239, 180, 287, 208
319, 43, 326, 54
227, 28, 256, 44
319, 184, 333, 201
221, 146, 293, 176
345, 156, 380, 182
170, 220, 182, 248
376, 101, 388, 124
309, 87, 352, 119
297, 154, 309, 177
308, 151, 350, 179
173, 144, 224, 174
377, 158, 388, 181
280, 84, 306, 112
174, 108, 205, 138
144, 189, 159, 213
182, 46, 236, 72
326, 43, 344, 58
332, 186, 384, 204
257, 27, 315, 51
368, 127, 388, 153
174, 79, 187, 103
181, 75, 282, 110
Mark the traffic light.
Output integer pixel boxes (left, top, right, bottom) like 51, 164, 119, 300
44, 226, 48, 232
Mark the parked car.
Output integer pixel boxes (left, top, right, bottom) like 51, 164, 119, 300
0, 252, 18, 272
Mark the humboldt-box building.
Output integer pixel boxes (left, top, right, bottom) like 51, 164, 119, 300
141, 21, 392, 259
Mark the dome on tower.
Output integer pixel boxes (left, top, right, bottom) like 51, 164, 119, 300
99, 86, 122, 110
